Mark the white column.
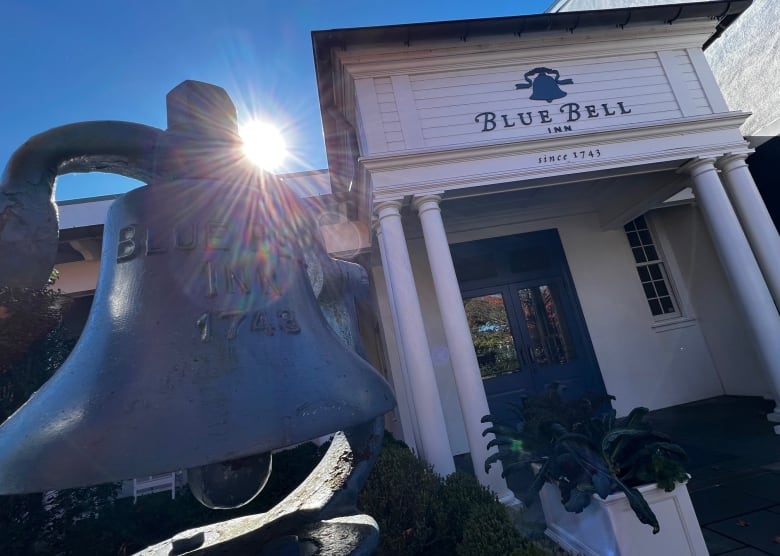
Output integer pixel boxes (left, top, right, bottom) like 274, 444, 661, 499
374, 223, 421, 453
375, 200, 456, 475
414, 195, 515, 501
684, 158, 780, 431
717, 153, 780, 312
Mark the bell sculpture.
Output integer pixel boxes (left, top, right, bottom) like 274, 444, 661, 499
0, 81, 395, 555
515, 67, 573, 103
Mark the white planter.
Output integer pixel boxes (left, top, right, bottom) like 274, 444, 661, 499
538, 480, 708, 556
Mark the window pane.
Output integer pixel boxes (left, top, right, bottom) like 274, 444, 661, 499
463, 293, 519, 378
454, 253, 499, 282
644, 245, 658, 261
509, 246, 551, 273
633, 247, 647, 263
625, 216, 680, 320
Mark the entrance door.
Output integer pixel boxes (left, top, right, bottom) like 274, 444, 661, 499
453, 230, 604, 422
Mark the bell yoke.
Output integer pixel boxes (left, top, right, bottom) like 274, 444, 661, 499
0, 81, 395, 505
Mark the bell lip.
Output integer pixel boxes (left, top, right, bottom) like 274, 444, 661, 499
0, 313, 396, 495
0, 378, 395, 495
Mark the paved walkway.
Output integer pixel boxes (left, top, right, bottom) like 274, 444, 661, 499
647, 396, 780, 556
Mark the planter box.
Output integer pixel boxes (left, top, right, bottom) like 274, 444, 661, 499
538, 481, 708, 556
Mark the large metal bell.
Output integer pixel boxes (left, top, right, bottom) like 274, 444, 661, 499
0, 171, 395, 494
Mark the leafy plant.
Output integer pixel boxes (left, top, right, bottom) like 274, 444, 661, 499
482, 384, 688, 534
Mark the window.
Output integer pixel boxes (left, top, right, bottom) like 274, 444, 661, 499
624, 215, 679, 318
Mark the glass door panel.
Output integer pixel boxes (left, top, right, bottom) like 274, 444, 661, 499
517, 284, 576, 366
463, 292, 520, 378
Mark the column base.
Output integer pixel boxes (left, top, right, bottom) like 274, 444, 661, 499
498, 492, 523, 509
764, 404, 780, 434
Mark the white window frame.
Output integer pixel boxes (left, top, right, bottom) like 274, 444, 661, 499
625, 212, 696, 332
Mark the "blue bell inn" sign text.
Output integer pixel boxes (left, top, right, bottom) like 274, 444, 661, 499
475, 101, 632, 134
474, 67, 632, 135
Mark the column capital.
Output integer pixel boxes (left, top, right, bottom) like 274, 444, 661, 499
374, 199, 403, 219
412, 194, 444, 214
716, 152, 751, 172
679, 157, 718, 179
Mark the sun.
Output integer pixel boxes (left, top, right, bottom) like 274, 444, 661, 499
239, 120, 287, 172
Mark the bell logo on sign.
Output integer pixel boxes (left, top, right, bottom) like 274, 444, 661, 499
515, 67, 573, 103
473, 65, 631, 135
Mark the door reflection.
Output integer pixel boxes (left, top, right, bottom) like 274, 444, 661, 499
463, 293, 520, 378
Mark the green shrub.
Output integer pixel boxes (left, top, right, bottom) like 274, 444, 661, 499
443, 473, 551, 556
359, 435, 447, 554
457, 503, 525, 556
359, 434, 552, 555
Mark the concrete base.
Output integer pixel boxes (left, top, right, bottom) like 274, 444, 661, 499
768, 408, 780, 434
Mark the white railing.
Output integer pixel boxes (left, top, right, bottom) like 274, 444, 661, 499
132, 473, 176, 502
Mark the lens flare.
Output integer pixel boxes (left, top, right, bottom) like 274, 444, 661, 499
239, 120, 287, 171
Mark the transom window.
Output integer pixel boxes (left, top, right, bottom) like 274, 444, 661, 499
624, 215, 679, 318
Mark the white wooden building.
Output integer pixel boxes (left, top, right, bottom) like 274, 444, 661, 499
310, 0, 780, 498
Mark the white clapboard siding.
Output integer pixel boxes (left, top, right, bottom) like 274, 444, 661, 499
675, 52, 712, 115
403, 52, 684, 149
375, 78, 394, 95
423, 107, 680, 141
417, 75, 671, 118
417, 85, 673, 119
408, 52, 656, 91
373, 77, 405, 151
421, 93, 677, 132
359, 49, 714, 154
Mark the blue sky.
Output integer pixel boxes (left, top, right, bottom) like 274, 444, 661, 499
0, 1, 551, 201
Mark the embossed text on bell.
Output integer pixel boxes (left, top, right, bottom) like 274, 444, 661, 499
0, 79, 396, 550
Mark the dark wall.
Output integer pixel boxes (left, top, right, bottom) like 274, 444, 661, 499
747, 136, 780, 233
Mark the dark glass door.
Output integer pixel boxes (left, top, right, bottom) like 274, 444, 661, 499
455, 230, 604, 422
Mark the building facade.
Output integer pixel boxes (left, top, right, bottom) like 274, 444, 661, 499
311, 0, 780, 496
